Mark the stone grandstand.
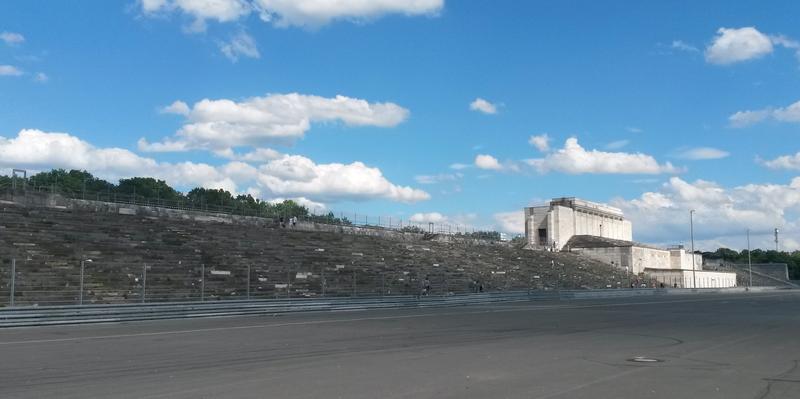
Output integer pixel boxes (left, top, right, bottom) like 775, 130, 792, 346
0, 193, 628, 306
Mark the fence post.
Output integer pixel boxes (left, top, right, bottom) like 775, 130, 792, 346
352, 269, 357, 297
321, 267, 326, 297
142, 263, 147, 303
246, 264, 251, 300
10, 258, 15, 307
79, 260, 85, 305
201, 263, 205, 301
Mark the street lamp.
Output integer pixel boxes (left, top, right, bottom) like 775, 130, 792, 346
690, 210, 696, 289
747, 229, 752, 289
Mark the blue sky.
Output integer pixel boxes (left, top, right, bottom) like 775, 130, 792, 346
2, 1, 800, 250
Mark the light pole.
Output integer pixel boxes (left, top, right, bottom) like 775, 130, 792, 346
747, 229, 752, 289
775, 228, 779, 252
690, 210, 696, 289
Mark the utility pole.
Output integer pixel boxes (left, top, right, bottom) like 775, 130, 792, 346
690, 210, 696, 289
747, 229, 753, 289
775, 228, 780, 252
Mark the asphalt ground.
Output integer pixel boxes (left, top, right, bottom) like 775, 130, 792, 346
1, 291, 799, 399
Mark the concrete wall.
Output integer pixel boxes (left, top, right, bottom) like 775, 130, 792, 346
575, 245, 670, 275
525, 201, 633, 250
571, 246, 632, 271
647, 270, 737, 288
631, 246, 671, 274
669, 249, 702, 270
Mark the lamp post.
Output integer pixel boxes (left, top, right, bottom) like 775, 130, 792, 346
690, 210, 696, 289
775, 228, 780, 252
747, 229, 752, 289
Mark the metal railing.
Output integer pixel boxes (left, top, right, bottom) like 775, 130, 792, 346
0, 182, 495, 238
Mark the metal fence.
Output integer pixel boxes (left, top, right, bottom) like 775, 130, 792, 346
0, 181, 493, 238
0, 257, 506, 307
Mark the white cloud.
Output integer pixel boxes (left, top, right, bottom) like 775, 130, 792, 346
1, 129, 429, 204
409, 212, 448, 223
140, 0, 443, 30
474, 154, 503, 170
613, 177, 800, 250
160, 100, 191, 116
469, 98, 498, 115
140, 0, 253, 33
528, 134, 550, 152
0, 32, 24, 45
525, 138, 680, 175
705, 27, 773, 65
626, 127, 643, 133
605, 139, 629, 150
493, 210, 524, 235
671, 40, 699, 53
257, 155, 429, 203
215, 147, 282, 162
33, 72, 48, 83
140, 93, 410, 152
219, 30, 260, 62
729, 99, 800, 127
449, 163, 470, 170
676, 147, 730, 160
0, 65, 23, 76
253, 0, 444, 28
761, 152, 800, 171
414, 173, 461, 185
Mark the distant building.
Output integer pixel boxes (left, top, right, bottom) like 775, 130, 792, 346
524, 197, 632, 250
524, 197, 736, 288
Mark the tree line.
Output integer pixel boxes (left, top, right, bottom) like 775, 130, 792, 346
702, 247, 800, 280
0, 168, 503, 239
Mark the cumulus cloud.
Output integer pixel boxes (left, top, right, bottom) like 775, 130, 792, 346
0, 31, 24, 45
469, 98, 498, 115
218, 30, 260, 62
140, 93, 410, 152
493, 210, 524, 235
409, 212, 448, 223
705, 27, 773, 65
140, 0, 252, 32
729, 99, 800, 127
613, 177, 800, 250
528, 134, 550, 152
139, 0, 443, 30
1, 129, 429, 205
474, 154, 503, 170
676, 147, 730, 160
257, 155, 429, 203
525, 138, 680, 175
160, 100, 191, 116
761, 152, 800, 171
704, 26, 800, 66
0, 65, 23, 76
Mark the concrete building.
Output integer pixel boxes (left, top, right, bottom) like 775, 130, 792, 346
524, 197, 632, 250
525, 197, 736, 288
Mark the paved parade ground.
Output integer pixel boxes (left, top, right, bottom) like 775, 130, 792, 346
2, 291, 799, 399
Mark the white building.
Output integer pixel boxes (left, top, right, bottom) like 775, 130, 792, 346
524, 197, 632, 250
524, 197, 736, 288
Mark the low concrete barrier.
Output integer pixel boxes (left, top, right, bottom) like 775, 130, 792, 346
0, 287, 791, 328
